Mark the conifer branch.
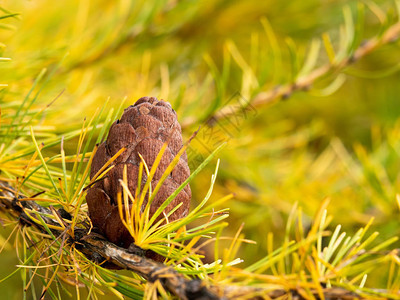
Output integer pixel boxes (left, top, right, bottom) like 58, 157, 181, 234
0, 180, 375, 300
182, 21, 400, 129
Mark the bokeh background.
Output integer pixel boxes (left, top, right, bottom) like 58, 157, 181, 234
1, 0, 400, 298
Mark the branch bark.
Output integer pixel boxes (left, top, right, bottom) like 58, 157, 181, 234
0, 181, 370, 299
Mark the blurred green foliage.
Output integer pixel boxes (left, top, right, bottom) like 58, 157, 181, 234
1, 0, 400, 298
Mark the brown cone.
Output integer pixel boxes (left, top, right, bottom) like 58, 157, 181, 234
86, 97, 191, 250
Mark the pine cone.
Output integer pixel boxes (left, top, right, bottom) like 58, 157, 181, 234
86, 97, 191, 249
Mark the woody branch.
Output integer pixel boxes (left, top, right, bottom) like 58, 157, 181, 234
0, 180, 369, 300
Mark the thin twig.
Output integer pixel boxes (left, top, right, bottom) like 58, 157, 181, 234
182, 21, 400, 129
